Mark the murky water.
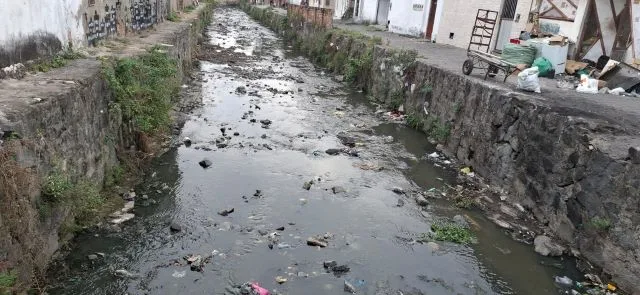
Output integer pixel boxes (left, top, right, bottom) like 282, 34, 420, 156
47, 8, 580, 295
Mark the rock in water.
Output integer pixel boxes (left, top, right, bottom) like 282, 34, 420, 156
199, 159, 212, 168
302, 181, 313, 190
331, 186, 346, 194
336, 133, 357, 148
114, 269, 136, 278
307, 237, 328, 247
534, 235, 565, 256
218, 208, 235, 216
325, 148, 341, 155
453, 215, 469, 228
170, 222, 183, 232
391, 187, 405, 195
415, 195, 429, 206
344, 280, 356, 293
323, 261, 337, 269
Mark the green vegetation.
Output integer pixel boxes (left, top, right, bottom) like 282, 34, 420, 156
167, 11, 180, 22
453, 195, 474, 209
391, 49, 418, 67
388, 89, 404, 110
429, 221, 474, 244
105, 164, 125, 187
32, 50, 84, 72
406, 113, 424, 130
42, 172, 72, 203
590, 216, 612, 231
423, 116, 450, 142
40, 169, 106, 228
344, 47, 373, 85
419, 84, 432, 95
184, 5, 196, 12
0, 270, 17, 289
453, 102, 461, 114
102, 47, 179, 134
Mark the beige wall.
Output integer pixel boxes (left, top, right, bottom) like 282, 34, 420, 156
435, 0, 534, 50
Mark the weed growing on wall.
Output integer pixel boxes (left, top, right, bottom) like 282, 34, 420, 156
388, 89, 404, 110
103, 48, 179, 134
590, 216, 612, 231
0, 270, 17, 289
344, 47, 373, 85
406, 113, 424, 130
31, 50, 84, 72
167, 11, 180, 22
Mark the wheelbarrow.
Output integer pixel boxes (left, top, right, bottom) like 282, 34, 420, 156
462, 49, 517, 82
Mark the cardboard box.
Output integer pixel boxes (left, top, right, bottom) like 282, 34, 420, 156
566, 60, 588, 75
549, 35, 568, 46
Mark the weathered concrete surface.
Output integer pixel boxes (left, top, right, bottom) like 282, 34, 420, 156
0, 5, 212, 288
245, 5, 640, 293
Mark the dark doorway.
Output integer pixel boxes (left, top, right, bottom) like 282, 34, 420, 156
425, 0, 438, 39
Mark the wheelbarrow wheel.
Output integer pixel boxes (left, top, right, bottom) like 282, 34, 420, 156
462, 59, 474, 75
488, 65, 498, 77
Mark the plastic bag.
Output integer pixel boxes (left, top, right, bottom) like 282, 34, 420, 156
532, 57, 553, 77
576, 74, 598, 94
517, 66, 541, 93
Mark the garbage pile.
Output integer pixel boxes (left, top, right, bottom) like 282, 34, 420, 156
558, 57, 640, 97
555, 273, 620, 295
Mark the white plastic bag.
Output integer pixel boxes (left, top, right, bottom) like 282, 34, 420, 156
576, 74, 598, 94
517, 66, 541, 93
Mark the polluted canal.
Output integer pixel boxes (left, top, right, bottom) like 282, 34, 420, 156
48, 7, 580, 295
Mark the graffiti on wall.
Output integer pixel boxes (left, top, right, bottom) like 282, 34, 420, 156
85, 0, 169, 45
86, 3, 119, 45
130, 0, 158, 31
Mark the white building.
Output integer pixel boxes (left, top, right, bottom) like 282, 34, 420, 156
388, 0, 442, 38
352, 0, 387, 24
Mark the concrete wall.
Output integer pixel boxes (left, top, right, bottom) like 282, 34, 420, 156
0, 0, 85, 67
355, 0, 379, 22
333, 0, 351, 19
388, 0, 429, 37
0, 0, 200, 68
436, 0, 502, 48
435, 0, 534, 50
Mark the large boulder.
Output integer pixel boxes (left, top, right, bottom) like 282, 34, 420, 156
534, 235, 565, 256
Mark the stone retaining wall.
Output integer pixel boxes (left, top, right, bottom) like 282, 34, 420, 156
243, 3, 640, 293
0, 4, 212, 289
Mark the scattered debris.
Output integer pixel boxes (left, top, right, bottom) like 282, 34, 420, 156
275, 276, 287, 284
391, 187, 405, 195
199, 159, 213, 168
303, 181, 313, 190
307, 236, 329, 247
170, 222, 183, 232
344, 280, 356, 294
218, 208, 235, 216
114, 269, 137, 278
331, 186, 346, 194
